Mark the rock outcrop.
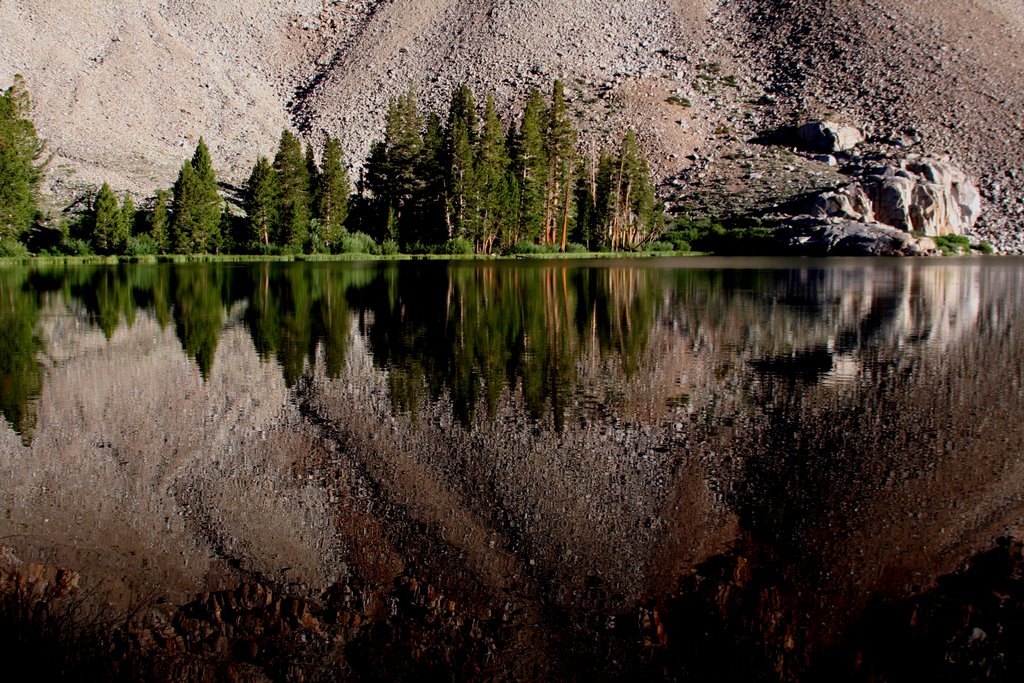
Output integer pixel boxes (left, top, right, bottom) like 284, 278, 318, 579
777, 216, 939, 256
811, 155, 982, 237
797, 121, 865, 154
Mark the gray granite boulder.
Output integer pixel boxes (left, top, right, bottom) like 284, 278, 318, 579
797, 121, 864, 153
811, 156, 981, 236
778, 217, 940, 256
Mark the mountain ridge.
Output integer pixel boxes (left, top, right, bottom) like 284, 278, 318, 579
2, 0, 1021, 248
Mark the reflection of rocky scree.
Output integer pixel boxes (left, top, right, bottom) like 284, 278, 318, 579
771, 123, 984, 255
825, 537, 1024, 681
6, 534, 1024, 681
1, 553, 515, 681
615, 535, 1024, 682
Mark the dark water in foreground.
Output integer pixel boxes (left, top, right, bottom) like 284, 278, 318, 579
1, 257, 1023, 680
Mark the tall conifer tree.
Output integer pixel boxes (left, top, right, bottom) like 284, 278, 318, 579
445, 84, 478, 240
0, 75, 45, 241
315, 137, 350, 251
544, 81, 577, 250
171, 138, 222, 252
415, 112, 449, 246
90, 183, 121, 254
363, 85, 424, 243
475, 95, 514, 253
273, 130, 311, 251
244, 156, 280, 249
511, 88, 548, 245
120, 191, 136, 238
150, 189, 170, 253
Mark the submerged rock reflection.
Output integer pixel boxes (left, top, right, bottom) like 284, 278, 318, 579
0, 258, 1022, 680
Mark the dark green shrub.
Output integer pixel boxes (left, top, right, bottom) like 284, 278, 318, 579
0, 238, 30, 257
440, 237, 475, 255
339, 231, 379, 255
934, 234, 971, 255
125, 234, 158, 256
508, 241, 558, 255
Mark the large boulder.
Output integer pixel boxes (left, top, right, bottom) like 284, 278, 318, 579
797, 121, 865, 153
811, 156, 981, 236
777, 217, 939, 256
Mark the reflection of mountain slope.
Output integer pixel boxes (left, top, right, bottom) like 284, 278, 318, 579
0, 320, 342, 604
1, 260, 1022, 677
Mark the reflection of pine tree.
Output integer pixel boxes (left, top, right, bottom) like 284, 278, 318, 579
313, 267, 352, 379
277, 266, 314, 387
172, 266, 225, 379
0, 269, 43, 445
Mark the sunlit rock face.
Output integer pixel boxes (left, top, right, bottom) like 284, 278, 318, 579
810, 156, 983, 237
1, 258, 1023, 678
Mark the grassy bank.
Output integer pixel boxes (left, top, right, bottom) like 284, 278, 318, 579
0, 250, 704, 268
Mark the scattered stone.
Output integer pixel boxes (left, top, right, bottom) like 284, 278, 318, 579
797, 121, 864, 153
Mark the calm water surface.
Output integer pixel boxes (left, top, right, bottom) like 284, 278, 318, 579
1, 257, 1023, 679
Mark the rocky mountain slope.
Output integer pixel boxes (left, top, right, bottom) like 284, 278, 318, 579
1, 0, 1021, 248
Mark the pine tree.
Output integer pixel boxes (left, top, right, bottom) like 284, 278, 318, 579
171, 162, 200, 253
273, 130, 312, 252
510, 88, 548, 245
305, 142, 320, 212
445, 84, 478, 240
574, 156, 596, 250
0, 75, 45, 241
543, 81, 578, 250
606, 130, 659, 251
120, 191, 136, 235
190, 138, 222, 250
244, 156, 280, 249
150, 189, 170, 253
415, 112, 449, 246
90, 182, 121, 254
475, 95, 515, 253
315, 137, 350, 251
362, 85, 424, 243
171, 138, 222, 253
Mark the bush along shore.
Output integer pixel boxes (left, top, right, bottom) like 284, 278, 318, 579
1, 77, 994, 261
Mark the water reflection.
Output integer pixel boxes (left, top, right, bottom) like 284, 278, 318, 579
1, 258, 1023, 680
0, 269, 44, 445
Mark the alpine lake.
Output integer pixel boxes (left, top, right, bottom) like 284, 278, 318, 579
2, 256, 1024, 680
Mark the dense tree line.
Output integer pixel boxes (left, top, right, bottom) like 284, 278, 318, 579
1, 77, 666, 257
354, 81, 662, 253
